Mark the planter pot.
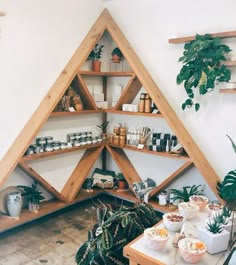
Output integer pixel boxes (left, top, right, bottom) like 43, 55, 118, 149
112, 55, 121, 63
92, 60, 101, 72
7, 191, 22, 219
29, 202, 39, 213
198, 226, 230, 254
117, 180, 128, 189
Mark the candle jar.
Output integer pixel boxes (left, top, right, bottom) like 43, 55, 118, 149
113, 125, 120, 135
113, 135, 120, 145
158, 190, 168, 206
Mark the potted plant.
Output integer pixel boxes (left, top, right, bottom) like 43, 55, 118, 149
88, 43, 104, 72
170, 184, 204, 204
18, 182, 45, 213
198, 213, 230, 254
111, 47, 123, 63
177, 33, 231, 111
96, 121, 109, 141
75, 203, 159, 265
115, 172, 128, 189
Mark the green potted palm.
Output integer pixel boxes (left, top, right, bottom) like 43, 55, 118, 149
88, 43, 104, 72
177, 34, 231, 111
96, 121, 109, 141
111, 47, 123, 63
18, 182, 45, 213
115, 172, 128, 189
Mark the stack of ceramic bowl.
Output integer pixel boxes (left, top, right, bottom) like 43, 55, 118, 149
163, 212, 185, 232
178, 202, 199, 220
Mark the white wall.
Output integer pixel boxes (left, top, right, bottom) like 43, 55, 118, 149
1, 0, 236, 200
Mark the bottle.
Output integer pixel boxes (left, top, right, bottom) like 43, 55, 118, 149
144, 94, 152, 113
139, 93, 146, 112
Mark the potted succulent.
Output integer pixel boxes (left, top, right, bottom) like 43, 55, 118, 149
18, 182, 45, 213
198, 213, 230, 254
88, 43, 104, 72
111, 47, 123, 63
170, 184, 204, 204
115, 172, 128, 189
177, 33, 231, 111
96, 121, 109, 141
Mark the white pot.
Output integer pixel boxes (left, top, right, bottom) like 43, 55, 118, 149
198, 226, 230, 254
28, 202, 39, 213
7, 191, 22, 218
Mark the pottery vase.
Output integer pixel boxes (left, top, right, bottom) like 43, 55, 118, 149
7, 191, 22, 218
28, 202, 39, 213
92, 60, 101, 72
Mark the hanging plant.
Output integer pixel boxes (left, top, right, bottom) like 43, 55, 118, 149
176, 34, 232, 111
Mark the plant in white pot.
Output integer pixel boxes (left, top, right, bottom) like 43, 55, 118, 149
18, 182, 45, 213
198, 215, 230, 254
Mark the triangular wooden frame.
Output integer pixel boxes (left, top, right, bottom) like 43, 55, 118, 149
0, 9, 221, 201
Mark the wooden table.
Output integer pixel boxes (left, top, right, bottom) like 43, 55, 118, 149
124, 209, 227, 265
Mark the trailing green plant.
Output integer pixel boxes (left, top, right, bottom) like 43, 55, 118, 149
111, 47, 123, 58
206, 216, 224, 234
177, 33, 231, 111
18, 181, 45, 205
88, 43, 104, 61
170, 184, 203, 203
75, 202, 160, 265
115, 173, 125, 181
96, 121, 110, 133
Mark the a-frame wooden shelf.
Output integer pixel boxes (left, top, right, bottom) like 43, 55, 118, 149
0, 9, 224, 233
220, 88, 236, 94
168, 30, 236, 44
51, 110, 103, 117
222, 60, 236, 67
106, 109, 163, 117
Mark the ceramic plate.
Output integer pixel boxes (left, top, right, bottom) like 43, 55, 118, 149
0, 186, 23, 214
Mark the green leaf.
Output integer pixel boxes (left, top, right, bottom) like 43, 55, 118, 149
75, 242, 92, 265
195, 103, 200, 111
226, 135, 236, 155
101, 228, 113, 250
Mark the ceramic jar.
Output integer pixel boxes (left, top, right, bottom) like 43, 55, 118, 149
7, 191, 22, 218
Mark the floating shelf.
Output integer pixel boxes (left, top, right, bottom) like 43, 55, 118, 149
168, 30, 236, 44
50, 110, 104, 117
222, 61, 236, 67
220, 88, 236, 94
106, 109, 163, 117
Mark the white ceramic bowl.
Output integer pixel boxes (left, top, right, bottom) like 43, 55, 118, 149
144, 227, 169, 250
178, 202, 199, 220
206, 202, 223, 217
178, 237, 206, 263
163, 212, 185, 232
189, 195, 209, 211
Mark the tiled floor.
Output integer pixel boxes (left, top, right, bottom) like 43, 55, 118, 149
0, 195, 123, 265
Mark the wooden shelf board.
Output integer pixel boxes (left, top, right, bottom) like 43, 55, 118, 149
107, 144, 191, 161
220, 88, 236, 94
168, 30, 236, 44
0, 189, 102, 233
106, 109, 163, 117
79, 70, 134, 77
20, 143, 104, 162
222, 60, 236, 66
50, 110, 103, 117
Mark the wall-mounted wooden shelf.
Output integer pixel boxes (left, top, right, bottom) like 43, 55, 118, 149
168, 30, 236, 44
0, 11, 6, 17
107, 143, 191, 161
106, 109, 163, 117
79, 70, 134, 77
50, 110, 103, 117
20, 143, 103, 162
219, 88, 236, 94
222, 61, 236, 67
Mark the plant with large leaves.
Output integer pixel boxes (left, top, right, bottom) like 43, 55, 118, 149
75, 202, 159, 265
217, 135, 236, 250
177, 34, 231, 111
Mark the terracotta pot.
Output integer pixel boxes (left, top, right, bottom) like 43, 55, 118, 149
118, 180, 128, 189
92, 60, 101, 72
112, 55, 121, 63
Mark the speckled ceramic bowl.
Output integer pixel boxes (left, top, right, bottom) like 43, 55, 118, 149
189, 195, 209, 211
178, 237, 206, 263
163, 212, 185, 232
178, 202, 199, 220
144, 227, 169, 250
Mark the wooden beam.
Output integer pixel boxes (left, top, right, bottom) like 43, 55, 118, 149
61, 146, 104, 201
148, 161, 194, 198
106, 145, 142, 188
0, 11, 6, 17
18, 161, 67, 202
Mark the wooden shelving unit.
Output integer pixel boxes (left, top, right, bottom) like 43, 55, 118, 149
222, 60, 236, 67
0, 9, 224, 233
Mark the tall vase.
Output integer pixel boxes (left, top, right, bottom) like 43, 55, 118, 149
7, 191, 22, 219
